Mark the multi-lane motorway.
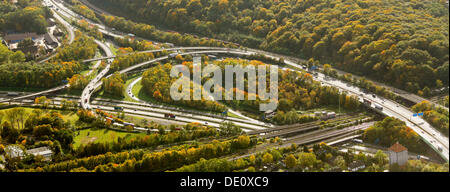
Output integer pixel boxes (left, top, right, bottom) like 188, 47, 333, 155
2, 0, 447, 162
81, 39, 114, 110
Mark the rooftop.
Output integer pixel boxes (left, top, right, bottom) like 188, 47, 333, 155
27, 147, 51, 154
388, 142, 408, 153
3, 32, 40, 43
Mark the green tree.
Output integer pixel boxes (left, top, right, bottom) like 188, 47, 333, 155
262, 152, 273, 164
284, 154, 297, 169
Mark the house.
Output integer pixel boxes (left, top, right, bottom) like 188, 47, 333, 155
4, 145, 25, 159
26, 147, 53, 161
53, 28, 64, 37
388, 142, 408, 166
2, 32, 42, 57
44, 32, 58, 47
348, 161, 366, 172
2, 32, 40, 45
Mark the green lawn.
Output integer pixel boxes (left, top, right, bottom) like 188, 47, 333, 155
227, 111, 245, 119
73, 128, 145, 148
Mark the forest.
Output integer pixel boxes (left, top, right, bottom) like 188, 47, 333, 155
89, 0, 449, 95
0, 0, 51, 34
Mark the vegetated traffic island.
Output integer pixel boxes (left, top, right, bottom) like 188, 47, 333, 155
132, 57, 365, 125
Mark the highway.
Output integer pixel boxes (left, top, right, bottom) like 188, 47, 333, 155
4, 98, 265, 132
109, 44, 449, 161
76, 0, 449, 114
228, 122, 375, 162
248, 114, 368, 136
81, 39, 114, 110
3, 0, 448, 162
313, 72, 449, 161
126, 77, 267, 128
0, 40, 109, 104
39, 0, 75, 63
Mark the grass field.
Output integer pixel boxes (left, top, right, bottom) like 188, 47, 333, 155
73, 128, 145, 148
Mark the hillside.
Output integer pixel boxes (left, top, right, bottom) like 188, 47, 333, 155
89, 0, 449, 95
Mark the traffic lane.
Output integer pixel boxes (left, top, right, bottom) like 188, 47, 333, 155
93, 103, 266, 131
325, 77, 449, 160
317, 73, 448, 145
315, 73, 449, 155
94, 105, 256, 132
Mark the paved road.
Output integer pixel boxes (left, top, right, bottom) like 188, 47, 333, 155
6, 98, 263, 132
81, 40, 114, 110
6, 0, 449, 162
39, 0, 75, 63
79, 0, 449, 111
312, 72, 449, 162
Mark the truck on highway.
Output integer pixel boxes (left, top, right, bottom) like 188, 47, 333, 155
438, 145, 443, 152
168, 53, 178, 58
374, 104, 383, 111
7, 92, 20, 97
114, 106, 124, 111
164, 113, 176, 119
123, 122, 135, 127
106, 117, 115, 122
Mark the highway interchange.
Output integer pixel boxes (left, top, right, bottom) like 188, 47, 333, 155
1, 0, 448, 162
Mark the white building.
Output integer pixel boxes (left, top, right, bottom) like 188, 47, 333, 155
4, 145, 25, 159
27, 147, 53, 161
388, 142, 408, 166
348, 161, 366, 172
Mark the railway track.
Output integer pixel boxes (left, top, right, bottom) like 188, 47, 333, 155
249, 113, 367, 136
287, 122, 375, 146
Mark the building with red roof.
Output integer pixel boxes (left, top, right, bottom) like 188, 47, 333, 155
388, 142, 408, 166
